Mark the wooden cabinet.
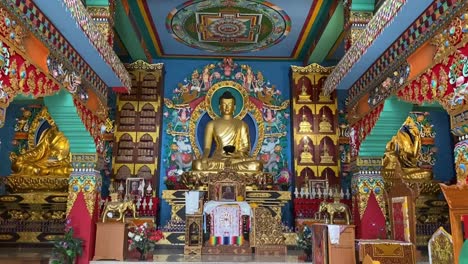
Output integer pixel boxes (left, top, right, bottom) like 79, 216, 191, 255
113, 61, 164, 181
312, 223, 356, 264
94, 222, 128, 261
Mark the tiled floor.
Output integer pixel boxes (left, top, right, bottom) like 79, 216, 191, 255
0, 247, 430, 263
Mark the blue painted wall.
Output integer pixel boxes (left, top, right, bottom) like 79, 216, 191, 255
154, 58, 301, 226
0, 104, 23, 177
429, 110, 455, 183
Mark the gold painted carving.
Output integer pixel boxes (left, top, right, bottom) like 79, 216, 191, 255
428, 227, 453, 264
251, 207, 285, 246
318, 200, 351, 224
101, 200, 138, 222
291, 64, 334, 74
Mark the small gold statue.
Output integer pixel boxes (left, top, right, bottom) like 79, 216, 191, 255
102, 199, 138, 223
192, 91, 263, 172
319, 200, 351, 225
297, 81, 312, 103
10, 126, 72, 177
320, 145, 334, 163
300, 137, 313, 163
319, 114, 332, 133
298, 114, 312, 133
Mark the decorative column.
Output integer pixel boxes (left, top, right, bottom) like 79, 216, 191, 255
67, 154, 101, 264
87, 0, 115, 47
344, 9, 373, 52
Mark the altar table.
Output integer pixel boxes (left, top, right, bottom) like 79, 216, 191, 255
357, 239, 415, 264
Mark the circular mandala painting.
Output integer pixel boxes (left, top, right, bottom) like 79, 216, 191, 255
167, 0, 291, 53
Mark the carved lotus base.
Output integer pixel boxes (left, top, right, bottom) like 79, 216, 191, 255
6, 175, 69, 193
182, 169, 271, 188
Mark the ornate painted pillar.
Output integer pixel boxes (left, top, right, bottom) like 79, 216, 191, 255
344, 10, 373, 52
87, 0, 114, 47
67, 154, 101, 264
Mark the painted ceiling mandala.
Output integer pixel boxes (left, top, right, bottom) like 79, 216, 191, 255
167, 0, 291, 53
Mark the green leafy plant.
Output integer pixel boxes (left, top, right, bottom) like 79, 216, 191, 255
51, 219, 83, 264
296, 226, 312, 252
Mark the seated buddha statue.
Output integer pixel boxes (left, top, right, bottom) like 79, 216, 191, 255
300, 139, 313, 163
382, 116, 432, 181
192, 91, 263, 172
298, 114, 312, 133
319, 114, 332, 133
298, 82, 312, 103
10, 126, 72, 177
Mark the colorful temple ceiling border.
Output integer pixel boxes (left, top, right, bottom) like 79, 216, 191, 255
343, 0, 468, 110
324, 0, 467, 99
5, 0, 131, 95
114, 0, 341, 61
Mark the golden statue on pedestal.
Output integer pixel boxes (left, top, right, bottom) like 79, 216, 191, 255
298, 114, 312, 133
297, 81, 312, 103
192, 91, 263, 172
320, 145, 334, 164
300, 137, 313, 163
7, 107, 71, 193
382, 116, 432, 181
10, 126, 72, 177
319, 114, 332, 133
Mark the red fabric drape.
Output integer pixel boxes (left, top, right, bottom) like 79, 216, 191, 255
360, 191, 386, 239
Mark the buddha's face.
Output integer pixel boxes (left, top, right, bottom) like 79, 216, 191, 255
219, 98, 235, 116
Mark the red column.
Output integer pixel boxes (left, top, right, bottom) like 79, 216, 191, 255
67, 172, 101, 264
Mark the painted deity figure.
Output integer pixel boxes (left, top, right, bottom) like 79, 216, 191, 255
192, 91, 263, 172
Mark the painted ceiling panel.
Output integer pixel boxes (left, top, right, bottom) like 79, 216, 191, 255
122, 0, 333, 60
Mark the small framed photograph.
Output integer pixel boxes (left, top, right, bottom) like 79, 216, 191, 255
309, 179, 328, 194
126, 177, 145, 199
219, 184, 237, 201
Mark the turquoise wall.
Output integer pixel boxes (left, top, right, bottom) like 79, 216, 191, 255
154, 58, 300, 226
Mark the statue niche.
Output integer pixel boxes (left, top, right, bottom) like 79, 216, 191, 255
7, 107, 71, 193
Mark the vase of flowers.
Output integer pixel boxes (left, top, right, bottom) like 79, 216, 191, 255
128, 223, 164, 260
164, 175, 178, 190
277, 171, 290, 191
296, 226, 312, 262
51, 219, 83, 264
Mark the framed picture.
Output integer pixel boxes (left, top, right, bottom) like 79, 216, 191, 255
309, 179, 328, 194
218, 183, 237, 201
126, 177, 145, 199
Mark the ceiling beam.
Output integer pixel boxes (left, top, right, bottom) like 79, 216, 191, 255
306, 2, 344, 64
114, 0, 148, 61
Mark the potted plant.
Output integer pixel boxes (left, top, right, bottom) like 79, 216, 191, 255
128, 222, 164, 260
296, 226, 312, 262
51, 219, 83, 264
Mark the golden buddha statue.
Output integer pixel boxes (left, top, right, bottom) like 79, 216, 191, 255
297, 81, 311, 103
382, 116, 432, 181
300, 138, 313, 163
192, 91, 263, 172
319, 114, 332, 133
320, 145, 334, 163
298, 114, 312, 133
10, 126, 72, 177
